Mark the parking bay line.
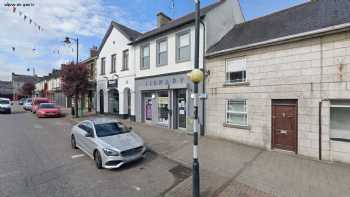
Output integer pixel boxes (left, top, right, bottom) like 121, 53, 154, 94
71, 154, 85, 159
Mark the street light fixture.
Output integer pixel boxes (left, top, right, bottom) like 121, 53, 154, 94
63, 37, 79, 64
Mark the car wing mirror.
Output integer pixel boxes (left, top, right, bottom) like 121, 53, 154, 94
85, 133, 93, 137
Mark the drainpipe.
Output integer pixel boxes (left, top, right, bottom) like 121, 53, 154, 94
200, 19, 206, 136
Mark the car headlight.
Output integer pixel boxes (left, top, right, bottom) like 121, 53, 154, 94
103, 148, 119, 156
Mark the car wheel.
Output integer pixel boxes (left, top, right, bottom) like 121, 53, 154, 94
71, 135, 77, 149
94, 151, 103, 169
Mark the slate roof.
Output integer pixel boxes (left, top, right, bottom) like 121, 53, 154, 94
112, 21, 143, 41
97, 21, 142, 55
131, 1, 223, 44
207, 0, 350, 55
11, 73, 40, 83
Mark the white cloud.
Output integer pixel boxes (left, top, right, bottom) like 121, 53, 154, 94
0, 0, 153, 81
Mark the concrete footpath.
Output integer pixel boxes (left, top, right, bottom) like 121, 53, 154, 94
68, 115, 350, 197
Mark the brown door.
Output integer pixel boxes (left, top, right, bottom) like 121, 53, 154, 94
272, 100, 298, 153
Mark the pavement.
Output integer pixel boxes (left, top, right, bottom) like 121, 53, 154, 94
2, 106, 350, 197
71, 113, 350, 197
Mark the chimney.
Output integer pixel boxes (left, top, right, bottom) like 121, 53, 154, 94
90, 46, 98, 57
157, 12, 172, 27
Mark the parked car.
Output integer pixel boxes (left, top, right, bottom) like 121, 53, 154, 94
0, 98, 12, 114
19, 98, 26, 105
36, 103, 61, 118
23, 98, 33, 111
71, 119, 146, 169
31, 97, 50, 113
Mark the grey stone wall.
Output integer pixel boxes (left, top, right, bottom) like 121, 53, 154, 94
206, 31, 350, 163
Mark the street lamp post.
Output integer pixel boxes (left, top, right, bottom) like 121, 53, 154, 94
63, 37, 79, 118
64, 37, 79, 64
189, 1, 202, 197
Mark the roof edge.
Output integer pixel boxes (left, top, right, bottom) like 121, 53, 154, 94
206, 22, 350, 58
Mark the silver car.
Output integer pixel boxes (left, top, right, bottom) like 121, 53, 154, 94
71, 118, 146, 169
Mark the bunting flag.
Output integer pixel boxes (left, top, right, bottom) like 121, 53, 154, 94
9, 7, 44, 33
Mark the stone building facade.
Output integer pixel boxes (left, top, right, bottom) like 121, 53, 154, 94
205, 0, 350, 163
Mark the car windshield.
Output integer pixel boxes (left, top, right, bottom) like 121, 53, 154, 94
94, 122, 130, 137
0, 100, 10, 104
26, 99, 32, 103
40, 104, 56, 109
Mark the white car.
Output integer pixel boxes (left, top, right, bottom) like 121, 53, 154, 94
71, 118, 146, 169
23, 98, 32, 111
0, 98, 11, 114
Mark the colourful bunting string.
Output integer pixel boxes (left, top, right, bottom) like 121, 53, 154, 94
9, 7, 44, 33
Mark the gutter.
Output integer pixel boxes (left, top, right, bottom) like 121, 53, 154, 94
206, 22, 350, 58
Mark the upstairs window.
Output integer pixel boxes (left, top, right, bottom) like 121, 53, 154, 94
176, 30, 190, 62
100, 57, 106, 75
330, 100, 350, 142
111, 54, 116, 73
225, 100, 248, 126
157, 38, 168, 66
225, 58, 247, 83
122, 50, 129, 71
141, 44, 150, 69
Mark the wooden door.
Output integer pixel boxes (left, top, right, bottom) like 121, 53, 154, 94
272, 100, 298, 153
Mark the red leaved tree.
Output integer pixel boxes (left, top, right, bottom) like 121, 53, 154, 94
21, 81, 35, 96
61, 62, 89, 118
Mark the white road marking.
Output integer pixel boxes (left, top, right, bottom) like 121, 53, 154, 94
33, 124, 43, 129
133, 186, 141, 191
71, 154, 85, 159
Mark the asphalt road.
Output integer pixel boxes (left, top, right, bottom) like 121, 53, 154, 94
0, 106, 188, 197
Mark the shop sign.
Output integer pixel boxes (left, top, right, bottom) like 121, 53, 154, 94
145, 76, 185, 87
107, 80, 118, 88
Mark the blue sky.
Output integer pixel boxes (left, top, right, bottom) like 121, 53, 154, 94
0, 0, 307, 81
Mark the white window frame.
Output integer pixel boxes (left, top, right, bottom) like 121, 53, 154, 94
100, 57, 106, 75
225, 58, 247, 84
122, 49, 129, 71
225, 99, 248, 127
140, 44, 150, 70
156, 37, 168, 66
176, 29, 191, 63
111, 54, 116, 73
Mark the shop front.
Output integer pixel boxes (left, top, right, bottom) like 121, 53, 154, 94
135, 72, 202, 131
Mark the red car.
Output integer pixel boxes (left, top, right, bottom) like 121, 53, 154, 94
32, 97, 50, 113
36, 103, 61, 118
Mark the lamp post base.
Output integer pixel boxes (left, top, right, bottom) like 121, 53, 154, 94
193, 158, 200, 196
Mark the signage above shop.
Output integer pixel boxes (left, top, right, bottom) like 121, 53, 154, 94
145, 76, 185, 87
107, 80, 118, 88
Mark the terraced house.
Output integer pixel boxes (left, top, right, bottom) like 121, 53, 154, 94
96, 0, 244, 132
205, 0, 350, 163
